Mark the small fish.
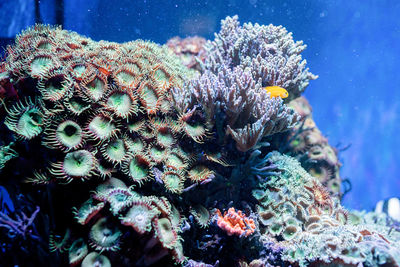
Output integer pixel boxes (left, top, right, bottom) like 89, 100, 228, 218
264, 86, 289, 98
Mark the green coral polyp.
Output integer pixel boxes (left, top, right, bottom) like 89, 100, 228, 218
64, 150, 96, 177
190, 205, 211, 228
37, 71, 72, 101
30, 55, 54, 77
50, 150, 96, 182
148, 145, 167, 163
182, 121, 207, 143
106, 188, 134, 215
282, 225, 299, 240
164, 152, 187, 170
83, 76, 106, 101
68, 238, 88, 266
138, 82, 160, 114
161, 171, 184, 194
120, 201, 159, 234
54, 120, 83, 150
153, 218, 178, 249
73, 198, 105, 225
106, 91, 137, 118
101, 138, 127, 164
72, 64, 86, 79
65, 97, 91, 115
5, 99, 44, 140
87, 114, 117, 140
123, 155, 152, 184
125, 137, 145, 154
156, 128, 175, 147
81, 252, 111, 267
89, 217, 121, 252
115, 69, 136, 87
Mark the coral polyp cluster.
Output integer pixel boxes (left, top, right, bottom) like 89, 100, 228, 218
0, 16, 399, 267
3, 24, 207, 192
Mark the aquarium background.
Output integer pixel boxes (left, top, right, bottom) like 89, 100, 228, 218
1, 0, 399, 210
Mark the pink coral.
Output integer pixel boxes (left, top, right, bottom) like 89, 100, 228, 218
216, 207, 256, 237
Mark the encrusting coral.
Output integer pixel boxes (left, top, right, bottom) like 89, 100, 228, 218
0, 16, 398, 267
253, 151, 400, 266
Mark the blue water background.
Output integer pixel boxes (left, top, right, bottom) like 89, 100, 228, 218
1, 0, 399, 210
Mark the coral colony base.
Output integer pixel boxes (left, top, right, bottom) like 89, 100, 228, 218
0, 15, 399, 267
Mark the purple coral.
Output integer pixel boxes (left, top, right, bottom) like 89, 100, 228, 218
203, 15, 318, 100
172, 65, 299, 152
0, 206, 40, 240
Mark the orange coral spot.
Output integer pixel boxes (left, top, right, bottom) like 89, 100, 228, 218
98, 67, 111, 76
215, 207, 256, 237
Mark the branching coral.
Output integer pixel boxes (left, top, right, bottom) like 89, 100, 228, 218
170, 16, 311, 152
203, 15, 318, 100
171, 65, 299, 152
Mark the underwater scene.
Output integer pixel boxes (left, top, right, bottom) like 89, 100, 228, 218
0, 0, 400, 266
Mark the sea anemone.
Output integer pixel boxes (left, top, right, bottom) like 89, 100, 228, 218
72, 198, 105, 225
122, 153, 153, 185
68, 238, 88, 267
42, 120, 85, 151
37, 68, 73, 101
100, 137, 128, 165
4, 97, 45, 140
188, 165, 215, 182
190, 204, 211, 228
137, 80, 162, 115
126, 116, 146, 133
153, 217, 178, 249
103, 89, 138, 118
163, 149, 189, 171
68, 60, 95, 82
125, 137, 146, 154
105, 187, 135, 215
65, 96, 91, 115
28, 53, 58, 78
119, 200, 160, 234
161, 170, 185, 194
80, 74, 108, 102
89, 217, 122, 251
86, 112, 119, 142
50, 149, 97, 182
151, 64, 173, 91
304, 180, 333, 215
81, 252, 111, 267
113, 66, 141, 90
148, 144, 168, 164
179, 112, 209, 143
153, 124, 176, 148
148, 196, 172, 217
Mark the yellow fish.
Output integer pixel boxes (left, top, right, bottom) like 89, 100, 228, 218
264, 86, 289, 98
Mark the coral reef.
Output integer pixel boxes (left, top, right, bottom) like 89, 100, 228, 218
0, 16, 398, 267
